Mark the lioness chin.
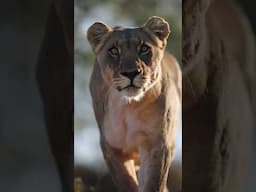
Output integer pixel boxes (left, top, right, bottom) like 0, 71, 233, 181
87, 16, 181, 192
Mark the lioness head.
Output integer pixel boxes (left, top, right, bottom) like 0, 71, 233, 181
87, 16, 170, 101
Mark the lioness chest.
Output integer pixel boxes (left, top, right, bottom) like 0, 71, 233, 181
103, 88, 162, 155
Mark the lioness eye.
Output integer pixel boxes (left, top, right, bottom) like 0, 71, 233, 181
140, 44, 150, 55
108, 47, 119, 57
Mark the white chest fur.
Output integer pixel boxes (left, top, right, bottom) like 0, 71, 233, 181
103, 90, 156, 153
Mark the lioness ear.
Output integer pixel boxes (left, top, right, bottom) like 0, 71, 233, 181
143, 16, 170, 41
87, 22, 112, 52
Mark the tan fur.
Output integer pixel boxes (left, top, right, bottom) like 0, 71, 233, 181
87, 17, 181, 192
183, 0, 255, 191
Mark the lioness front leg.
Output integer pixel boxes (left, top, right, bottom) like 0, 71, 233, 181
139, 141, 173, 192
100, 137, 139, 192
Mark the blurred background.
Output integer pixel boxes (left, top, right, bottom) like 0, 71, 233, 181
0, 1, 62, 191
74, 0, 182, 190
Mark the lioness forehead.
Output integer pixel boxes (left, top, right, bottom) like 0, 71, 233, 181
105, 28, 158, 46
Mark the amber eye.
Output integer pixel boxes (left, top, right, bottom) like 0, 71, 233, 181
140, 44, 150, 55
108, 47, 119, 57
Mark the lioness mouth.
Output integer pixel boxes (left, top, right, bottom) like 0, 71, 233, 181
118, 84, 140, 91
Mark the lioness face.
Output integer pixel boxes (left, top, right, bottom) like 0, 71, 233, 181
87, 17, 170, 101
95, 29, 164, 99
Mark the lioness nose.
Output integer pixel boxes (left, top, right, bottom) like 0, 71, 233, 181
121, 70, 141, 80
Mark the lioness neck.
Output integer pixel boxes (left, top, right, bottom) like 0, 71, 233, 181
103, 71, 164, 153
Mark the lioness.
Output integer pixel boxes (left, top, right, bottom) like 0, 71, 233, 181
87, 16, 181, 192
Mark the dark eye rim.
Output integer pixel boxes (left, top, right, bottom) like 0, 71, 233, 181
139, 44, 151, 55
108, 47, 119, 57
